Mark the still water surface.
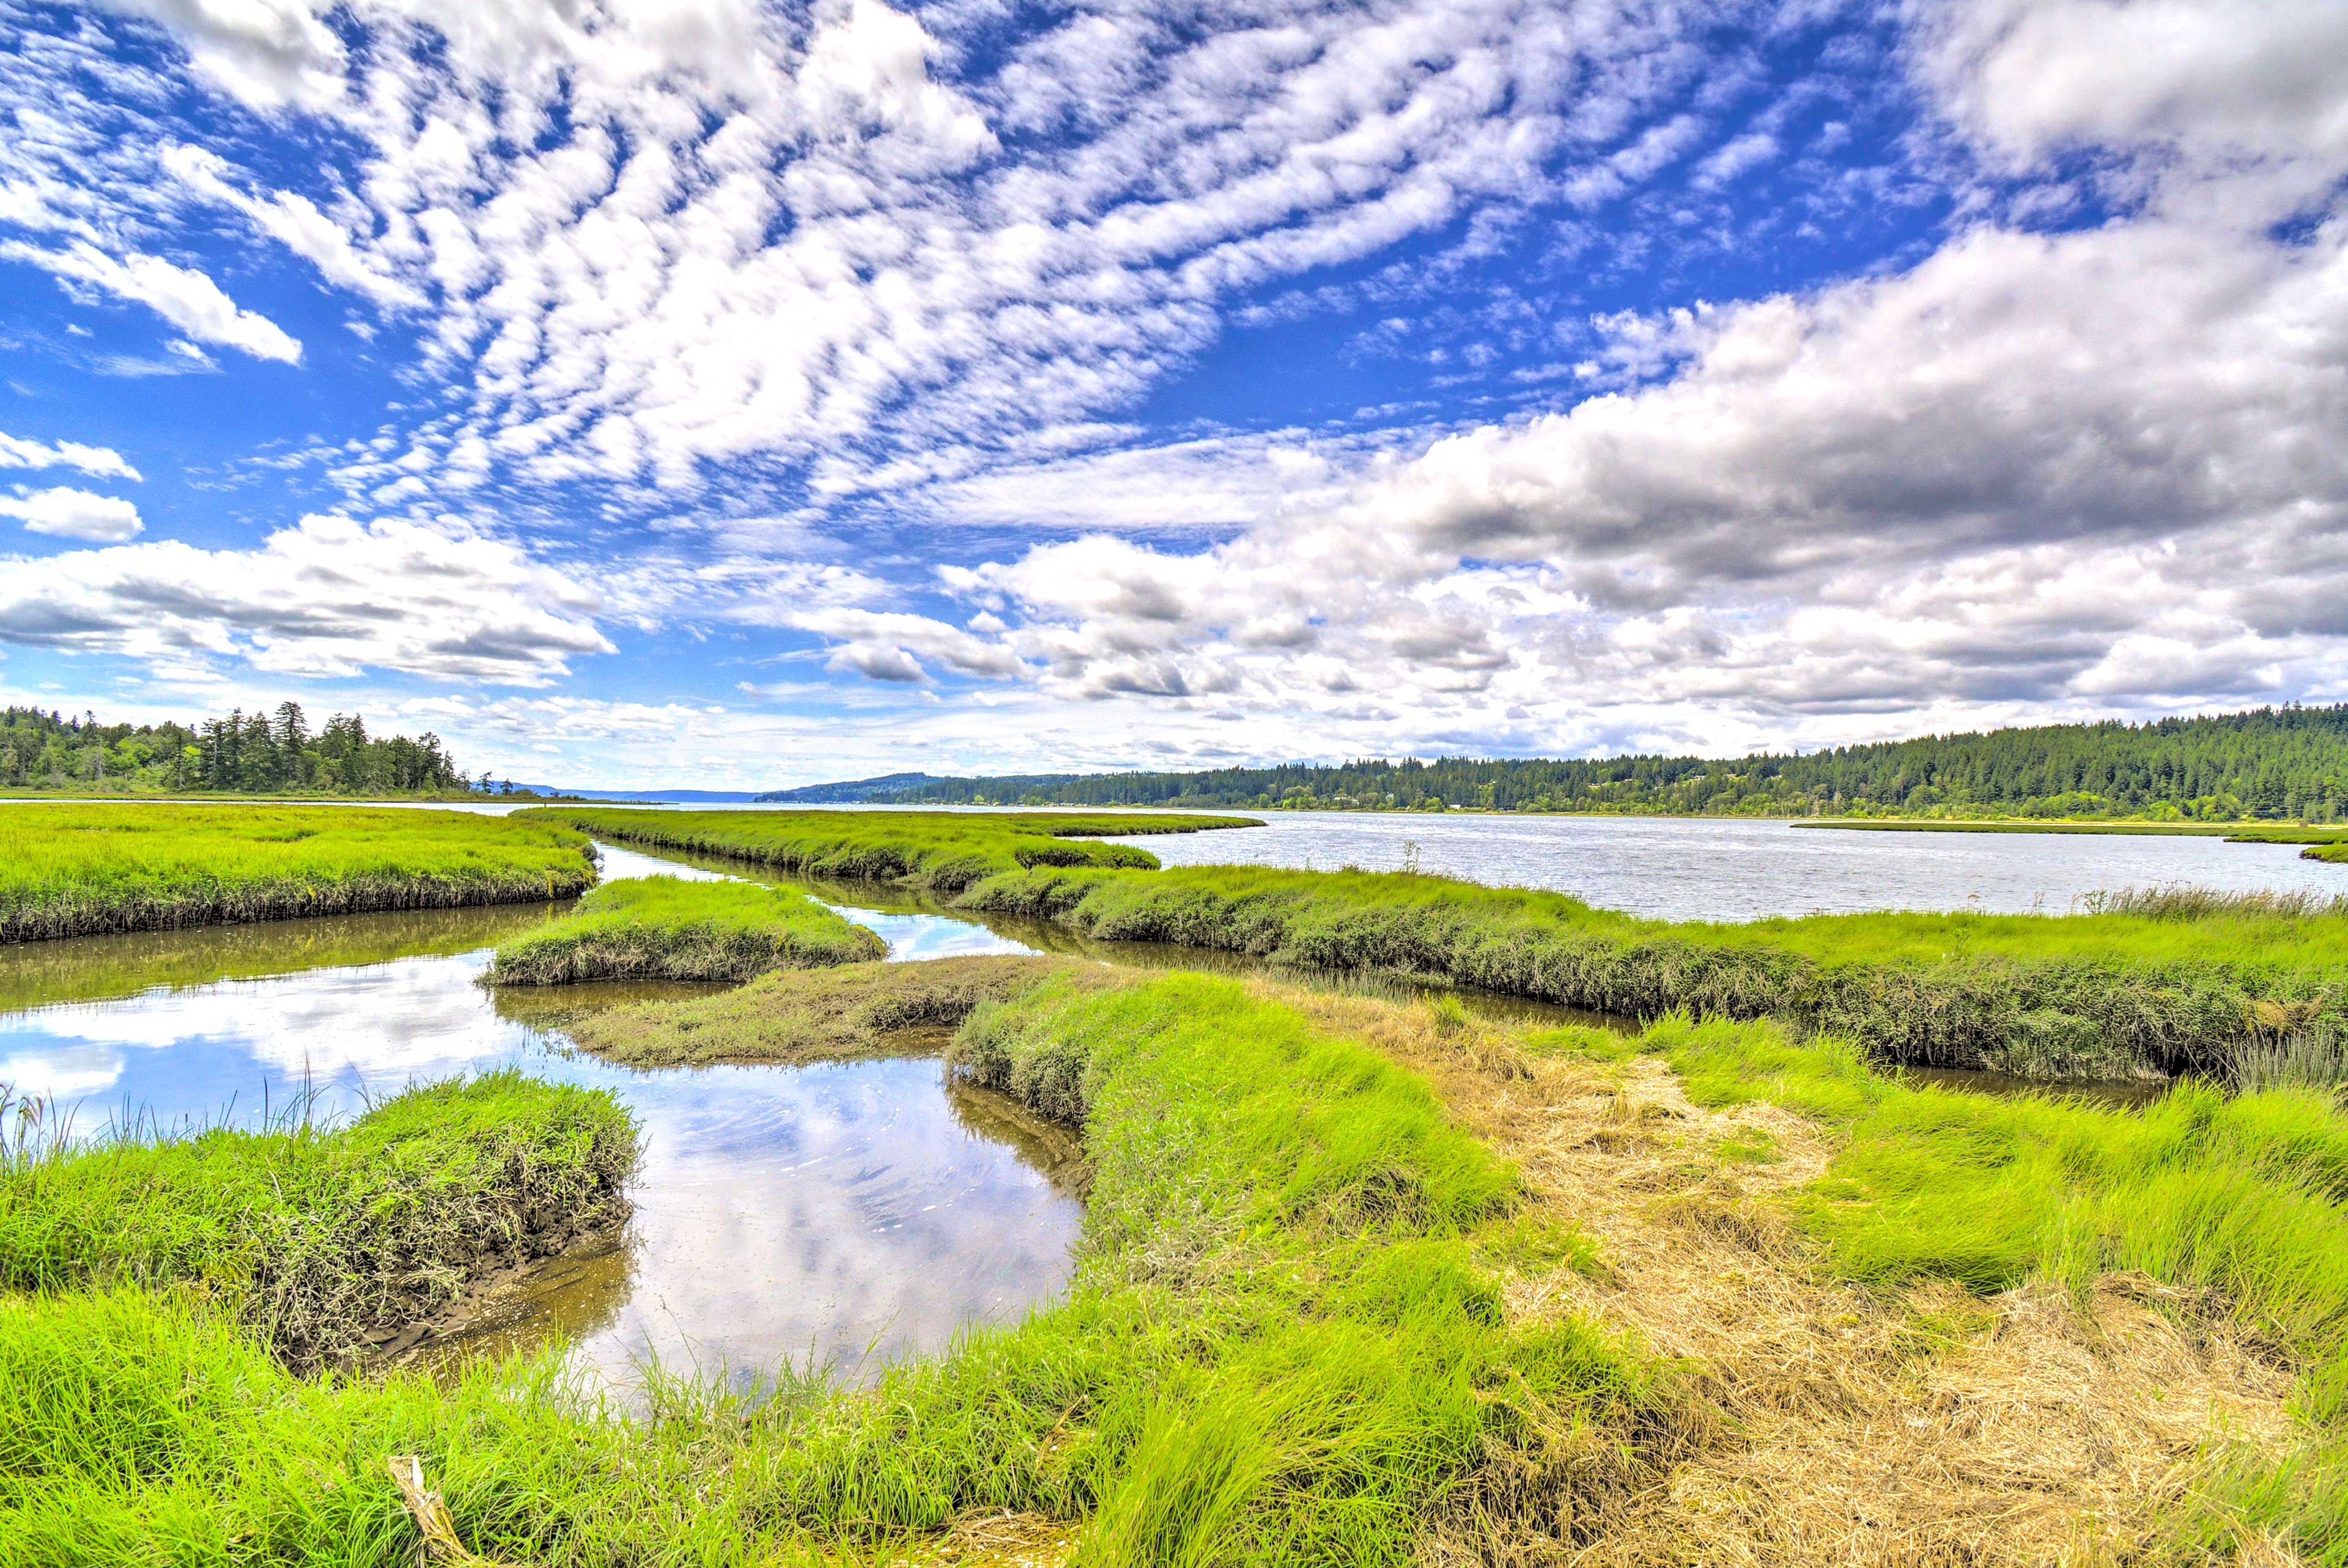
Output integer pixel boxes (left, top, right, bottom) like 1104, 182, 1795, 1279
1124, 812, 2344, 921
0, 839, 1074, 1395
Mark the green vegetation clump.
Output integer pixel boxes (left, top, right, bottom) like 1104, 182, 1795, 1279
482, 876, 883, 985
0, 968, 1682, 1562
0, 805, 597, 944
830, 701, 2348, 822
959, 863, 2348, 1078
565, 952, 1095, 1066
0, 1072, 635, 1367
515, 805, 1257, 891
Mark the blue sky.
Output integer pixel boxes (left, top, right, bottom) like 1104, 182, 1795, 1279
1, 0, 2344, 789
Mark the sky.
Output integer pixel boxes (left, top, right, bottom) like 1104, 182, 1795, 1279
1, 0, 2344, 790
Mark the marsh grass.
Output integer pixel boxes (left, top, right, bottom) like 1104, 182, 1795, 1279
1581, 1010, 2348, 1558
482, 875, 884, 985
563, 952, 1097, 1067
0, 804, 596, 943
0, 1072, 635, 1367
0, 966, 1689, 1564
2075, 883, 2348, 920
2234, 1034, 2348, 1099
960, 864, 2348, 1079
515, 805, 1258, 891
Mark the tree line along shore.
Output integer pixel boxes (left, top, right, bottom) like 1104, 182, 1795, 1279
779, 701, 2348, 824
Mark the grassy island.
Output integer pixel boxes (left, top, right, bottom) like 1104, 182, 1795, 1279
0, 805, 597, 943
514, 806, 1259, 891
563, 951, 1080, 1066
482, 876, 884, 984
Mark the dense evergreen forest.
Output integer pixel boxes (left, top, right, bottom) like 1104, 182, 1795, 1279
0, 703, 490, 796
855, 705, 2348, 822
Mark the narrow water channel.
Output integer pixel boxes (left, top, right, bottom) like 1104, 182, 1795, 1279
0, 839, 1078, 1397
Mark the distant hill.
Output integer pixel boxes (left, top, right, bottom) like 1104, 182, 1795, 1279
789, 705, 2348, 824
756, 771, 940, 803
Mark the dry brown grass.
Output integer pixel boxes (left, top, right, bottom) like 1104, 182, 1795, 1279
903, 1512, 1077, 1567
1277, 985, 2303, 1567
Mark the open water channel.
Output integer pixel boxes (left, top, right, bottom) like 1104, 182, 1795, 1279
0, 840, 1079, 1396
3, 812, 2337, 1395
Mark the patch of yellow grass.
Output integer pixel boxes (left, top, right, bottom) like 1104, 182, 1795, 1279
1279, 986, 2300, 1566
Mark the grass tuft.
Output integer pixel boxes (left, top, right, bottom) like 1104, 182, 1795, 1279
482, 875, 883, 984
0, 1072, 635, 1367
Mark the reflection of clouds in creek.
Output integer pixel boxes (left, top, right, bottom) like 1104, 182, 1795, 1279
0, 875, 1083, 1394
564, 1060, 1081, 1390
832, 904, 1037, 962
0, 949, 532, 1121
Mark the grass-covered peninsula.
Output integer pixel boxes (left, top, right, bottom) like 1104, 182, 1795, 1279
0, 1072, 633, 1370
484, 875, 885, 984
515, 805, 1260, 890
0, 804, 597, 943
954, 864, 2347, 1080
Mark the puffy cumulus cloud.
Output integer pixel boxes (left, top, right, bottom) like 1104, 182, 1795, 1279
788, 608, 1033, 683
783, 0, 2348, 754
0, 240, 303, 362
1916, 0, 2348, 175
0, 487, 144, 542
0, 429, 141, 481
0, 515, 613, 683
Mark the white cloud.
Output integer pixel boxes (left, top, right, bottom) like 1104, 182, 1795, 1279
0, 487, 145, 542
1, 240, 303, 363
1918, 0, 2348, 173
0, 430, 141, 481
53, 0, 1724, 499
0, 514, 612, 683
839, 0, 2348, 751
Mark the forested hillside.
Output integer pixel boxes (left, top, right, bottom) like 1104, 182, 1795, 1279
1, 703, 479, 796
868, 705, 2348, 822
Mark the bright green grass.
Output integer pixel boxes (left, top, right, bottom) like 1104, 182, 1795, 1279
1585, 1012, 2348, 1559
515, 806, 1260, 891
0, 805, 596, 943
0, 1072, 635, 1369
482, 875, 884, 984
960, 863, 2348, 1078
0, 968, 1678, 1564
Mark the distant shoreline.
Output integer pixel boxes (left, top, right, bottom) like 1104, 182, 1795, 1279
1792, 818, 2348, 842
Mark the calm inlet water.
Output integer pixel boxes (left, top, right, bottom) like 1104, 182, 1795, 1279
0, 841, 1074, 1394
1123, 813, 2346, 921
